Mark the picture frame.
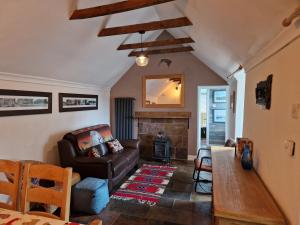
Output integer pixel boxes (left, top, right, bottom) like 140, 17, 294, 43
213, 109, 226, 123
213, 90, 227, 103
0, 89, 52, 117
59, 93, 98, 112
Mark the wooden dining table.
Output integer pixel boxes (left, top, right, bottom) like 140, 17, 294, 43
0, 208, 81, 225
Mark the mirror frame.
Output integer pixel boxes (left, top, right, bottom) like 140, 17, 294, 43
142, 74, 185, 108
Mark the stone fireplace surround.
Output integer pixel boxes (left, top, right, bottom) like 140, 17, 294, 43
135, 112, 191, 160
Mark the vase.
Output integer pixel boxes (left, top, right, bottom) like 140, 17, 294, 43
241, 144, 253, 170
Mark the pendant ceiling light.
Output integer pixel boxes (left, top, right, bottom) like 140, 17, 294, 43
136, 31, 149, 67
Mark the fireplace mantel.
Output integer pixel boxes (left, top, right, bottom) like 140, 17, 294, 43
135, 111, 191, 119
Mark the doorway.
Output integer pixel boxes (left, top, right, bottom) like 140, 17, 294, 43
197, 86, 229, 149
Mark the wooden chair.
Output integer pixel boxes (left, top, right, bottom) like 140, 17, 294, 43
193, 139, 236, 194
21, 163, 72, 221
0, 160, 21, 210
193, 148, 212, 194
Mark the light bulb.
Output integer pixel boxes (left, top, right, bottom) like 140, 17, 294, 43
136, 54, 149, 67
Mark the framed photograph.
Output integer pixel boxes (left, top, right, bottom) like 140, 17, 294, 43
213, 90, 226, 103
213, 109, 226, 123
59, 93, 98, 112
0, 89, 52, 117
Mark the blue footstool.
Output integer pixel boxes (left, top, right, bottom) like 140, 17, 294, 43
72, 177, 109, 214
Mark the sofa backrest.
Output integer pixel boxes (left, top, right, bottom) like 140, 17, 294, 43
63, 124, 113, 156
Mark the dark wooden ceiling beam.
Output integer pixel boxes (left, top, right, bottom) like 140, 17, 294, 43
98, 17, 192, 37
118, 37, 194, 50
70, 0, 175, 20
128, 46, 194, 57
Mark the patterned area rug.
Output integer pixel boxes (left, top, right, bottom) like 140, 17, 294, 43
111, 164, 177, 206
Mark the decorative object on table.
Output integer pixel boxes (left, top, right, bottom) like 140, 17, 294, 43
213, 109, 226, 123
213, 90, 227, 103
72, 178, 109, 214
236, 138, 253, 159
0, 89, 52, 117
111, 164, 176, 206
59, 93, 98, 112
255, 74, 273, 110
241, 144, 253, 170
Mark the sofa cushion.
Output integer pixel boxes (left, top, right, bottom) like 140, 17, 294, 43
103, 154, 128, 177
88, 148, 101, 158
122, 148, 138, 163
98, 143, 109, 156
106, 139, 124, 154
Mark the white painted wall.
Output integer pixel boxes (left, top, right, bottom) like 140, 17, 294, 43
234, 69, 246, 139
0, 73, 110, 164
243, 29, 300, 225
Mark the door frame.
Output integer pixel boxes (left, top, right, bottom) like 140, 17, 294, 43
197, 85, 230, 150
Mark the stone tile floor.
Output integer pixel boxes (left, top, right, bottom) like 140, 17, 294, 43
71, 160, 212, 225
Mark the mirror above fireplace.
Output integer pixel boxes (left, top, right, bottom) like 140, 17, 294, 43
143, 74, 184, 108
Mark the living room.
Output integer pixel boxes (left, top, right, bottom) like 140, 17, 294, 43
0, 1, 299, 225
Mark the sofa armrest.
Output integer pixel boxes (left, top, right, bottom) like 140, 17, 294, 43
120, 139, 140, 150
72, 157, 113, 179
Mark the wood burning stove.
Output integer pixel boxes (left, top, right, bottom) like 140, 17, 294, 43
153, 136, 171, 162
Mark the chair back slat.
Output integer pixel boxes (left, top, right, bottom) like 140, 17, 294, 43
28, 164, 66, 182
0, 160, 20, 210
0, 181, 14, 196
27, 187, 63, 206
22, 163, 72, 222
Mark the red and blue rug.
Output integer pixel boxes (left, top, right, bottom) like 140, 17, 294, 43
111, 164, 177, 206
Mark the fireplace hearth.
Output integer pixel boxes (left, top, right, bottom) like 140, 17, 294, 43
136, 112, 191, 160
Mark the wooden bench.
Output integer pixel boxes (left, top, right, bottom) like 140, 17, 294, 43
211, 147, 286, 225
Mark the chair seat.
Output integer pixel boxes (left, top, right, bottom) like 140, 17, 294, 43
194, 159, 212, 172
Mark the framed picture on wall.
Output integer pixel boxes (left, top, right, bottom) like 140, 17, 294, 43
0, 89, 52, 117
59, 93, 98, 112
213, 90, 226, 103
213, 109, 226, 123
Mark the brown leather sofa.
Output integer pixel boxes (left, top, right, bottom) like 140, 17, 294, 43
57, 125, 139, 191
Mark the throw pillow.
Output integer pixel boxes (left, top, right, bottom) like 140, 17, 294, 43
88, 148, 101, 158
99, 126, 114, 142
107, 139, 124, 154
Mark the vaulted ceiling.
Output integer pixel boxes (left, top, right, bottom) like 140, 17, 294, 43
0, 0, 298, 87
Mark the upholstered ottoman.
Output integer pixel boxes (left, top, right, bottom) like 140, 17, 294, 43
72, 177, 109, 214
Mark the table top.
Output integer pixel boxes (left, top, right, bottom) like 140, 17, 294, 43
211, 147, 286, 225
0, 208, 79, 225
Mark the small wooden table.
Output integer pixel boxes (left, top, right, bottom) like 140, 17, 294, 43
211, 146, 286, 225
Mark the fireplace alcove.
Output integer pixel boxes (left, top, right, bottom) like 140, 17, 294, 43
135, 112, 191, 161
